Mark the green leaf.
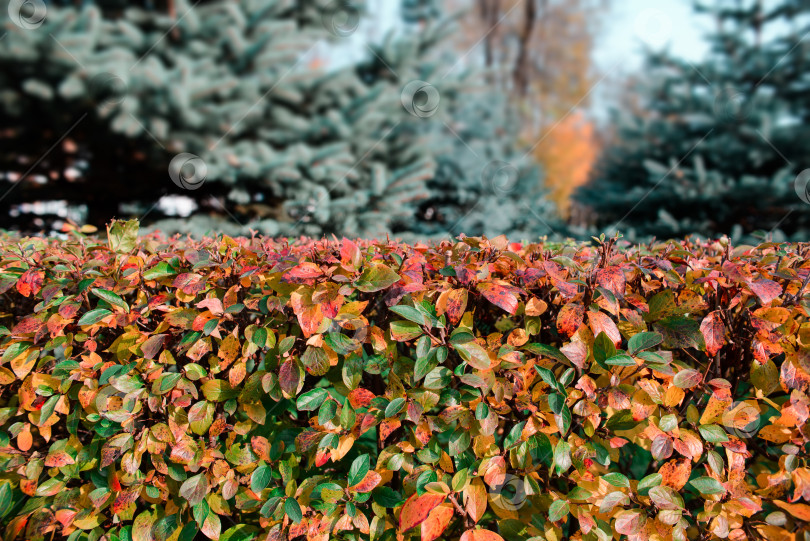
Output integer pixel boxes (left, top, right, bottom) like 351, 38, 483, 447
296, 388, 328, 411
372, 486, 402, 508
593, 331, 616, 368
390, 320, 423, 342
389, 305, 426, 325
673, 369, 703, 389
180, 473, 208, 506
454, 341, 491, 370
77, 308, 112, 326
301, 346, 330, 376
385, 397, 406, 418
355, 264, 400, 292
91, 288, 130, 313
0, 482, 13, 518
606, 410, 636, 431
220, 525, 260, 541
143, 261, 177, 280
251, 464, 272, 493
523, 343, 570, 365
602, 472, 630, 488
250, 327, 268, 348
689, 477, 725, 495
654, 316, 705, 350
605, 353, 635, 366
201, 380, 239, 402
284, 497, 302, 524
628, 331, 663, 355
637, 473, 662, 494
449, 428, 471, 456
348, 455, 369, 487
698, 424, 729, 443
548, 499, 570, 522
107, 219, 139, 253
153, 373, 182, 395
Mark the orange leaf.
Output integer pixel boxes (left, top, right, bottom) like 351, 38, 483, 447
587, 311, 621, 347
440, 288, 468, 325
556, 303, 584, 338
44, 450, 75, 468
700, 311, 725, 356
659, 458, 691, 491
420, 503, 454, 541
348, 388, 376, 408
350, 470, 382, 493
399, 492, 446, 532
463, 478, 488, 523
460, 529, 505, 541
773, 500, 810, 521
16, 269, 43, 298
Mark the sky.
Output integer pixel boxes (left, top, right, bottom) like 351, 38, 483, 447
594, 0, 712, 72
318, 0, 716, 117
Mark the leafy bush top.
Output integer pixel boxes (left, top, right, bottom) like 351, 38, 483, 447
0, 221, 809, 541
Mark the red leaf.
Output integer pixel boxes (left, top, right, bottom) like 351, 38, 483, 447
173, 273, 206, 295
315, 448, 331, 467
700, 311, 725, 356
284, 263, 324, 284
543, 261, 578, 298
196, 297, 224, 315
556, 303, 584, 337
445, 289, 468, 325
141, 334, 167, 360
477, 282, 520, 315
112, 487, 141, 515
399, 493, 446, 532
749, 278, 782, 306
341, 238, 361, 268
596, 266, 626, 298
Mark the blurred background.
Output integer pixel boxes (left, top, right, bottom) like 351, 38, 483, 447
0, 0, 808, 242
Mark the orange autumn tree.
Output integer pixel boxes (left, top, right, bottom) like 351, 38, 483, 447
532, 111, 599, 218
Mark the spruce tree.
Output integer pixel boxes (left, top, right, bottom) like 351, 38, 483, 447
575, 0, 810, 242
0, 0, 561, 240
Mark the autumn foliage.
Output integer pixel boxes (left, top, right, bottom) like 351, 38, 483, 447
1, 220, 809, 541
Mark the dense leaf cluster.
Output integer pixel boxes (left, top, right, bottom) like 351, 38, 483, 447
0, 221, 809, 540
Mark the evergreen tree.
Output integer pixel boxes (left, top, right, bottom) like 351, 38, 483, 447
575, 0, 810, 242
0, 0, 561, 240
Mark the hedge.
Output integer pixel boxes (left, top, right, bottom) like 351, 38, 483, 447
0, 220, 809, 541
